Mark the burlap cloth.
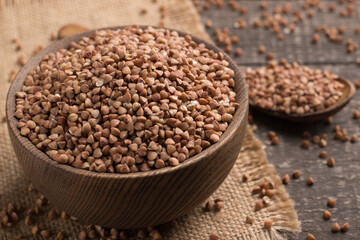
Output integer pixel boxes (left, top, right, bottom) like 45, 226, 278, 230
0, 0, 301, 239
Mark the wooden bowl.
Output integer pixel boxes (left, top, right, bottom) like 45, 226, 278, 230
250, 78, 355, 123
6, 26, 248, 229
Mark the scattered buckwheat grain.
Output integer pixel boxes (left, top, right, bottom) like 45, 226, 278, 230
306, 233, 316, 240
209, 233, 220, 240
306, 177, 314, 186
282, 174, 290, 184
327, 198, 336, 208
323, 210, 331, 220
263, 219, 272, 229
327, 157, 335, 167
331, 223, 341, 233
245, 216, 254, 224
301, 140, 311, 149
319, 151, 329, 158
292, 170, 301, 179
341, 222, 350, 232
258, 45, 266, 54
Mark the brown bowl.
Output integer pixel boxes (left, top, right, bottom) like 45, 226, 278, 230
6, 26, 248, 229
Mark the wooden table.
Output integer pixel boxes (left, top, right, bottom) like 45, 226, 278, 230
198, 1, 360, 239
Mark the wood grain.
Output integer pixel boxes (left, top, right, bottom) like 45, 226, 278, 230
5, 26, 248, 229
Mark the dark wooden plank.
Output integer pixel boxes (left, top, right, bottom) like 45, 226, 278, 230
198, 1, 360, 239
199, 0, 360, 65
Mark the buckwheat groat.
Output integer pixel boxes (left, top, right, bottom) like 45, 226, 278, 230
15, 26, 238, 173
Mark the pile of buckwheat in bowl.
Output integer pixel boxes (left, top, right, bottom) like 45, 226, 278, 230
246, 60, 345, 115
14, 26, 238, 174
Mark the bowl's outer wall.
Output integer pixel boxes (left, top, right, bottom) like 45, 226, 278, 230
6, 26, 248, 229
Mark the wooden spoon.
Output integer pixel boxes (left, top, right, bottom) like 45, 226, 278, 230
58, 24, 90, 39
249, 78, 356, 123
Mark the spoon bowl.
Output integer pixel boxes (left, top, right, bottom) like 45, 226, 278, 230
249, 78, 355, 123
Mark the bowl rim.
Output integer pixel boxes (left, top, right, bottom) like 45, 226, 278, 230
6, 25, 248, 180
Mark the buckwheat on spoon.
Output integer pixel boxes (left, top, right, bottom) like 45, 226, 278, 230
245, 60, 355, 122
